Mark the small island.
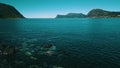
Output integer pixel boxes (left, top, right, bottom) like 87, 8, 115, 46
0, 3, 24, 18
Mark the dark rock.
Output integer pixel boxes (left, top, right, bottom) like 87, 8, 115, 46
41, 43, 56, 51
0, 3, 24, 18
0, 43, 16, 60
43, 44, 53, 48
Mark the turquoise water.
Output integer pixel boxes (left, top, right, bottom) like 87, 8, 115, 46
0, 18, 120, 68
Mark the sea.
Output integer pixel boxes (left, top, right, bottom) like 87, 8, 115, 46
0, 18, 120, 68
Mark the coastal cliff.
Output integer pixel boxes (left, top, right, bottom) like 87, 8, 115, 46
0, 3, 24, 18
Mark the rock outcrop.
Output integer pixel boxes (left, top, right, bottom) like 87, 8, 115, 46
0, 3, 24, 18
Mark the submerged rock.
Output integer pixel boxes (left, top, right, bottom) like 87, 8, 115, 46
44, 51, 56, 56
25, 51, 32, 56
40, 43, 57, 56
41, 43, 56, 51
29, 65, 42, 68
30, 56, 37, 60
0, 43, 16, 60
53, 65, 63, 68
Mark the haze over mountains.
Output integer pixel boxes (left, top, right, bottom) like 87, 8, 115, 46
0, 3, 120, 18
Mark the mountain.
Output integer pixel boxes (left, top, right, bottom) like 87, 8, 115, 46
56, 13, 86, 18
56, 9, 120, 18
87, 9, 120, 18
0, 3, 24, 18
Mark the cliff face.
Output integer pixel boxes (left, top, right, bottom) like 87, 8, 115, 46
87, 9, 120, 18
56, 13, 86, 18
0, 3, 24, 18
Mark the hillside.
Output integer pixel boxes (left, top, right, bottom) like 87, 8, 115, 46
0, 3, 24, 18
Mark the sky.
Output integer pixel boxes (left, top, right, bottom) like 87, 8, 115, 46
0, 0, 119, 18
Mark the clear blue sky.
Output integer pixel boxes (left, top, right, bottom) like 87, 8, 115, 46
0, 0, 119, 18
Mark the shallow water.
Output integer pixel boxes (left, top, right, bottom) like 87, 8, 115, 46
0, 18, 120, 68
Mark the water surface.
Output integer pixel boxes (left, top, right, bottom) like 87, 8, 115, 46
0, 18, 120, 68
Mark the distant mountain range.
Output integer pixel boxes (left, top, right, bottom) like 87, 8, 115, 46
0, 3, 120, 19
56, 9, 120, 18
56, 13, 87, 18
0, 3, 24, 18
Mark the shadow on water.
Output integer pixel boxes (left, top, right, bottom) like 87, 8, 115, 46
0, 19, 19, 32
0, 19, 19, 43
0, 19, 20, 68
